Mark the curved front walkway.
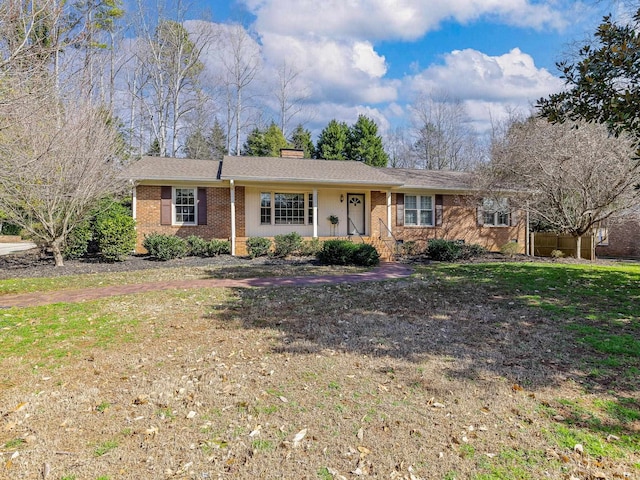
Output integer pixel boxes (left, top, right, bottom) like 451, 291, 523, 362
0, 262, 413, 308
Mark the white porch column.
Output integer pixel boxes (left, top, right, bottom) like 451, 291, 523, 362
313, 188, 318, 238
386, 190, 392, 237
132, 185, 137, 221
230, 180, 236, 256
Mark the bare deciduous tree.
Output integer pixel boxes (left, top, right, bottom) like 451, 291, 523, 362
128, 2, 213, 157
487, 117, 640, 258
216, 23, 261, 155
0, 91, 127, 266
274, 60, 309, 138
410, 91, 478, 171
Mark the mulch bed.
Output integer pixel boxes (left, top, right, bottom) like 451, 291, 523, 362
0, 248, 319, 280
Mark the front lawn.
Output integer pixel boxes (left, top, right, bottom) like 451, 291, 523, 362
0, 261, 638, 479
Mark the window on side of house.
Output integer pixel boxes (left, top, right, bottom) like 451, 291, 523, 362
483, 198, 510, 226
404, 195, 434, 226
174, 187, 196, 225
308, 193, 314, 224
260, 192, 271, 225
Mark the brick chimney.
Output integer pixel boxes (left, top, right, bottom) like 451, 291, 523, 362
280, 148, 304, 158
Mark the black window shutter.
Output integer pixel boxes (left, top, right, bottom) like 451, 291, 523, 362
198, 188, 207, 225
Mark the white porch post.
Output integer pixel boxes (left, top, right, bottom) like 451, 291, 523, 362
230, 179, 236, 256
386, 190, 392, 237
132, 185, 137, 221
313, 188, 318, 238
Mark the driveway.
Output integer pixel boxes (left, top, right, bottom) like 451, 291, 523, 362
0, 242, 37, 256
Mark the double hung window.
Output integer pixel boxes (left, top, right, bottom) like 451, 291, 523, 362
404, 195, 434, 226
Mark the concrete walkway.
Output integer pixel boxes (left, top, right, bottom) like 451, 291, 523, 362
0, 242, 37, 256
0, 262, 413, 308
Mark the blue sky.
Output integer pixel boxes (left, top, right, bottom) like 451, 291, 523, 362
179, 0, 619, 138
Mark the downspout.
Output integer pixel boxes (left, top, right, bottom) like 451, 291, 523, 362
313, 188, 318, 238
230, 179, 236, 256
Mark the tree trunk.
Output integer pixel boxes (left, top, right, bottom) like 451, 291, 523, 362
51, 238, 65, 267
575, 235, 582, 259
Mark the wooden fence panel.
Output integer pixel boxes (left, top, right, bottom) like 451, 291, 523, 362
531, 233, 595, 260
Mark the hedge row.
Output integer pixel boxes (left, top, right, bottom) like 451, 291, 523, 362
143, 233, 231, 261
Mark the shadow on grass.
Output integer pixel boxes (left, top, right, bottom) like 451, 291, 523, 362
208, 262, 639, 396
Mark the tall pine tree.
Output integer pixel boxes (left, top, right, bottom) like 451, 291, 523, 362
347, 114, 388, 167
315, 119, 349, 159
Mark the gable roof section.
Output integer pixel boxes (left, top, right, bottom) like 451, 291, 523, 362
221, 155, 402, 186
381, 168, 475, 192
125, 156, 222, 182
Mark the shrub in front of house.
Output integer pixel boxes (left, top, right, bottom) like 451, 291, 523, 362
351, 243, 380, 266
427, 239, 486, 261
207, 239, 231, 256
246, 236, 272, 258
299, 237, 323, 256
273, 232, 303, 257
64, 221, 93, 259
94, 203, 137, 262
0, 222, 21, 236
143, 233, 189, 261
186, 235, 209, 257
185, 236, 230, 257
426, 239, 462, 261
317, 239, 380, 266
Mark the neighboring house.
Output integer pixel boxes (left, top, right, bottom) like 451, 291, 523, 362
595, 212, 640, 258
125, 150, 526, 259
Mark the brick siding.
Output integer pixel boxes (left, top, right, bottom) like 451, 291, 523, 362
596, 219, 640, 258
371, 192, 526, 253
135, 185, 245, 253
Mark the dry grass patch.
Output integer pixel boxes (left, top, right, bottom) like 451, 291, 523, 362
0, 261, 638, 479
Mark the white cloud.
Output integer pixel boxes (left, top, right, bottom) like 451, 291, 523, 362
242, 0, 573, 42
259, 33, 397, 105
405, 48, 565, 132
407, 48, 564, 103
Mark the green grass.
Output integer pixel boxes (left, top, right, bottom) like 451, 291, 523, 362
2, 438, 26, 449
0, 301, 138, 360
251, 439, 274, 451
93, 440, 118, 457
317, 467, 333, 479
422, 262, 640, 383
474, 448, 559, 480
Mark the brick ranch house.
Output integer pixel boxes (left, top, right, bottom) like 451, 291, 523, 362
125, 150, 527, 259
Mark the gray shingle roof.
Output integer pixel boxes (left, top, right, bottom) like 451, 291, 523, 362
381, 168, 475, 191
221, 156, 402, 186
124, 155, 481, 192
125, 156, 222, 182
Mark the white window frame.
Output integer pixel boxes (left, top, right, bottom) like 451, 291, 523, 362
260, 192, 312, 226
404, 194, 434, 226
483, 198, 510, 227
173, 187, 197, 226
